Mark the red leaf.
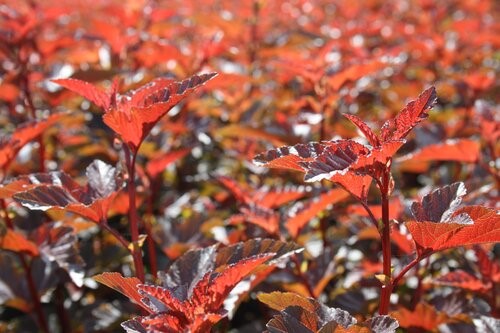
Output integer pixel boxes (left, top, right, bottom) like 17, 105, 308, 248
286, 188, 349, 238
391, 303, 448, 331
380, 87, 437, 142
145, 148, 191, 178
202, 253, 274, 311
93, 272, 149, 312
398, 139, 481, 164
300, 141, 369, 182
0, 229, 39, 256
0, 113, 64, 170
52, 78, 112, 110
410, 182, 470, 223
13, 160, 122, 222
254, 142, 329, 172
474, 245, 500, 283
407, 206, 500, 256
229, 205, 279, 235
330, 173, 372, 201
103, 73, 217, 150
259, 292, 356, 331
343, 113, 380, 147
254, 140, 374, 199
252, 185, 307, 209
216, 176, 252, 205
434, 270, 486, 292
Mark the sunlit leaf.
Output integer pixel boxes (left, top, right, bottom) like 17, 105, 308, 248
380, 87, 437, 142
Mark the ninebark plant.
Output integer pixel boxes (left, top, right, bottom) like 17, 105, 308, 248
253, 86, 500, 316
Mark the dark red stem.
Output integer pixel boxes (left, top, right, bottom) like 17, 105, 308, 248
100, 219, 131, 250
378, 169, 392, 315
124, 145, 145, 282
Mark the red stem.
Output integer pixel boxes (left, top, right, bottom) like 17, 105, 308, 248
391, 257, 420, 289
124, 146, 146, 282
19, 255, 50, 333
100, 219, 130, 250
378, 169, 393, 315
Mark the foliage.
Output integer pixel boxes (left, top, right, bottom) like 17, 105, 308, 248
0, 0, 498, 332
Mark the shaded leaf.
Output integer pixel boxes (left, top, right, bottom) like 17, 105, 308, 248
0, 113, 64, 170
410, 182, 471, 223
260, 292, 356, 332
30, 223, 85, 286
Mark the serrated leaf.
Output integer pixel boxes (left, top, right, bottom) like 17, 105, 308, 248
93, 272, 148, 312
52, 78, 112, 110
103, 73, 217, 150
261, 292, 356, 332
406, 206, 500, 256
12, 160, 121, 222
410, 182, 471, 223
343, 113, 380, 147
380, 87, 437, 142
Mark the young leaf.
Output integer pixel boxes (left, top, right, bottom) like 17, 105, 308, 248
380, 87, 437, 142
299, 141, 368, 182
103, 73, 217, 150
343, 113, 380, 147
254, 142, 330, 172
